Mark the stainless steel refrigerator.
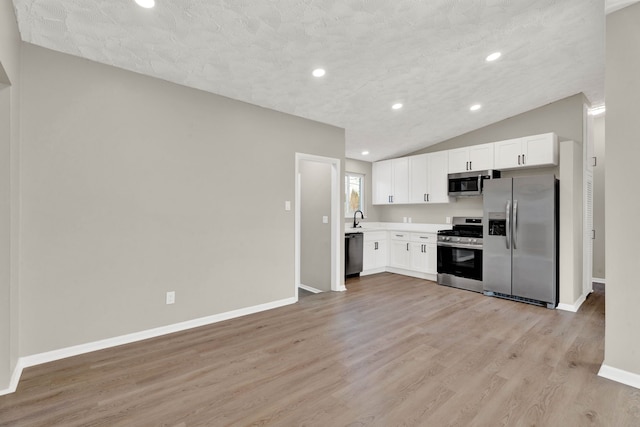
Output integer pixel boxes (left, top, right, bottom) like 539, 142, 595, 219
483, 175, 559, 308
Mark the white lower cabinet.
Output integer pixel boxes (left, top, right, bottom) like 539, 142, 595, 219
388, 232, 437, 277
363, 231, 388, 273
360, 230, 437, 279
390, 235, 412, 269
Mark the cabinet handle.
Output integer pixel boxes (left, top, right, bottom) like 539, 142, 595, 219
396, 234, 404, 237
522, 154, 525, 164
424, 194, 427, 202
390, 195, 394, 203
518, 155, 521, 165
427, 193, 430, 202
470, 161, 472, 170
406, 243, 409, 251
375, 242, 378, 250
466, 161, 469, 171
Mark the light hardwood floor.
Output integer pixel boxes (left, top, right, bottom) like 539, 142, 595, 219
1, 273, 639, 426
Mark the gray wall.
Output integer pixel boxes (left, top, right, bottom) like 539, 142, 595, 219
344, 158, 380, 223
376, 94, 584, 224
604, 3, 640, 377
300, 160, 332, 291
0, 2, 21, 391
18, 43, 345, 356
592, 116, 605, 280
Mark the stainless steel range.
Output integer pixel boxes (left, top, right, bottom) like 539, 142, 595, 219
437, 217, 483, 293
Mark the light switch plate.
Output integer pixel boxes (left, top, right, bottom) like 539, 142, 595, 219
166, 291, 175, 305
285, 201, 291, 211
322, 216, 328, 224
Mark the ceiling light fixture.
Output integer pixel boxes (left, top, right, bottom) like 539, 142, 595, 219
470, 104, 482, 112
486, 52, 502, 62
135, 0, 155, 8
588, 105, 606, 116
312, 68, 326, 77
361, 151, 370, 156
392, 103, 403, 110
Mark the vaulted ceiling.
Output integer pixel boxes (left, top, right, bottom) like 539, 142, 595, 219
12, 0, 614, 161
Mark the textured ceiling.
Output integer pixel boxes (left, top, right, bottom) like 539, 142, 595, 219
12, 0, 606, 161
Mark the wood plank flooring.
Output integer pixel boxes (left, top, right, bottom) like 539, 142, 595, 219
1, 273, 639, 426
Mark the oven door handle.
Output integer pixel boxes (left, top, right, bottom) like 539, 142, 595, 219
506, 200, 511, 250
437, 242, 483, 250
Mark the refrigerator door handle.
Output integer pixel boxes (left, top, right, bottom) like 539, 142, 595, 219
513, 199, 518, 249
506, 200, 511, 249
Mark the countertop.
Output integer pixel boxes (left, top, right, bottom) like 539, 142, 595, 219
345, 221, 451, 234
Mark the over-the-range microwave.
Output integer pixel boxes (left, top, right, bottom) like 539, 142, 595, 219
448, 170, 501, 197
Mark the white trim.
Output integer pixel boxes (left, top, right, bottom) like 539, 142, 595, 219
599, 364, 640, 390
0, 297, 296, 396
593, 277, 606, 284
299, 284, 323, 294
295, 153, 345, 295
557, 289, 591, 312
0, 360, 25, 396
385, 267, 436, 282
360, 267, 386, 276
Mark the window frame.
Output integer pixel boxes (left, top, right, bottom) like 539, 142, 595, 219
344, 172, 365, 218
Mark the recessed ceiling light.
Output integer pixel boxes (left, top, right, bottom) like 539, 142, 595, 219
486, 52, 502, 62
362, 151, 370, 156
135, 0, 155, 8
470, 104, 482, 112
312, 68, 326, 77
392, 103, 403, 110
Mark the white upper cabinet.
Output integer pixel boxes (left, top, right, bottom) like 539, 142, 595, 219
448, 142, 494, 173
409, 151, 451, 203
373, 158, 409, 205
494, 132, 558, 170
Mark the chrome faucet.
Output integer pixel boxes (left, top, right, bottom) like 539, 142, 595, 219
353, 210, 364, 228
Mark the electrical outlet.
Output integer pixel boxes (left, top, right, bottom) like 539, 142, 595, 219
408, 217, 412, 223
166, 291, 175, 305
402, 217, 407, 223
446, 216, 452, 224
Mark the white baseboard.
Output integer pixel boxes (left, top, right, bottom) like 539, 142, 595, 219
557, 289, 591, 312
298, 284, 323, 294
386, 267, 436, 282
360, 267, 385, 276
0, 296, 296, 396
0, 359, 25, 396
593, 277, 606, 284
599, 364, 640, 390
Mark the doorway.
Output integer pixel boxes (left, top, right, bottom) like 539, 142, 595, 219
295, 153, 344, 300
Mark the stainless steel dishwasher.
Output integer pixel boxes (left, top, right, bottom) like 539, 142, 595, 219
345, 232, 364, 277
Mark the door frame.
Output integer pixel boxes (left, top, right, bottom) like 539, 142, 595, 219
295, 153, 345, 300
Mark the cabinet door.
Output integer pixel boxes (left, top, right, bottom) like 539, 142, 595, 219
448, 148, 470, 173
426, 243, 437, 274
494, 138, 523, 169
372, 160, 392, 204
409, 154, 428, 203
410, 243, 429, 273
363, 240, 377, 271
390, 239, 411, 269
522, 133, 557, 167
375, 240, 388, 269
468, 143, 495, 171
392, 158, 409, 204
426, 151, 450, 203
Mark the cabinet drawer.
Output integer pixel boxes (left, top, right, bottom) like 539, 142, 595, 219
390, 232, 410, 241
364, 231, 388, 242
410, 233, 436, 243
